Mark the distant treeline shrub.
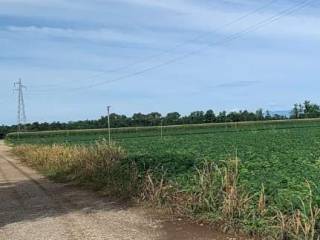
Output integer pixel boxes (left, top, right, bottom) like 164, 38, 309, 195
1, 107, 284, 136
3, 100, 320, 137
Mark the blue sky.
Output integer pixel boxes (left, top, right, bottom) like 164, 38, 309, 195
0, 0, 319, 125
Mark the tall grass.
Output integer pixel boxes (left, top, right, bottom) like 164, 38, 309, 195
14, 140, 140, 198
273, 182, 320, 240
140, 159, 320, 239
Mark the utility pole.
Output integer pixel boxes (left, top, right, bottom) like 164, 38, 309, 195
14, 79, 27, 138
160, 119, 163, 140
107, 106, 111, 144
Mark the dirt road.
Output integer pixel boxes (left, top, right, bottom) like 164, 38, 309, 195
0, 141, 242, 240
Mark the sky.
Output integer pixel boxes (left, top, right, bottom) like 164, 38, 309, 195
0, 0, 319, 125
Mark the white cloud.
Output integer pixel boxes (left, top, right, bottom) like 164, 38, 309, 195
1, 0, 319, 42
115, 0, 320, 41
5, 26, 152, 45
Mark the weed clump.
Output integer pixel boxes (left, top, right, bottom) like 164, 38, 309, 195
140, 158, 320, 239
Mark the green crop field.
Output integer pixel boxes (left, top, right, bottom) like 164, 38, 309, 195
8, 118, 320, 237
7, 118, 320, 201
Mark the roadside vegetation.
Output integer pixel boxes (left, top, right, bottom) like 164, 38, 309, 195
13, 140, 139, 198
9, 118, 320, 239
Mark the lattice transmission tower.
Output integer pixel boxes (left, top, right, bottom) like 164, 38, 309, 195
14, 79, 27, 134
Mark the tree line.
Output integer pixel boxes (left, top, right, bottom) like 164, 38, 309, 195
1, 100, 319, 138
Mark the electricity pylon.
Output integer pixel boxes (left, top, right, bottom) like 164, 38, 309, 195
14, 79, 27, 135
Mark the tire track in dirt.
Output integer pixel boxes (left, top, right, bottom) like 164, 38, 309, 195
0, 151, 85, 240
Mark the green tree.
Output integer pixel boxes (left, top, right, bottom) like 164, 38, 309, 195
165, 112, 181, 125
303, 101, 320, 118
204, 110, 216, 123
255, 109, 264, 121
217, 111, 227, 122
189, 111, 205, 124
291, 104, 300, 119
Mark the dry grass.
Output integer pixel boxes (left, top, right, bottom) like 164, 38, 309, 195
221, 157, 252, 223
140, 157, 254, 230
273, 182, 320, 240
138, 159, 320, 239
140, 170, 174, 206
257, 185, 266, 216
14, 139, 125, 175
13, 140, 140, 197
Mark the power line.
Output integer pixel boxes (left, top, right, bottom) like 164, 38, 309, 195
28, 0, 279, 92
70, 0, 312, 91
70, 0, 279, 78
98, 0, 279, 72
30, 0, 312, 94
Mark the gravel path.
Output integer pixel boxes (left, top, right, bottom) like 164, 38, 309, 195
0, 141, 244, 240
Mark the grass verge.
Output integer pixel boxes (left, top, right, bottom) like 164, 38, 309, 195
13, 140, 139, 198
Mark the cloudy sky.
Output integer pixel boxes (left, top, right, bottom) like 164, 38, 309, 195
0, 0, 319, 124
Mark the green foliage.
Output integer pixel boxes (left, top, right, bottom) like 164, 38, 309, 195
291, 100, 320, 119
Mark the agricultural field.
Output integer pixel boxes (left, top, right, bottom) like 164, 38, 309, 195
7, 118, 320, 237
7, 119, 320, 200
